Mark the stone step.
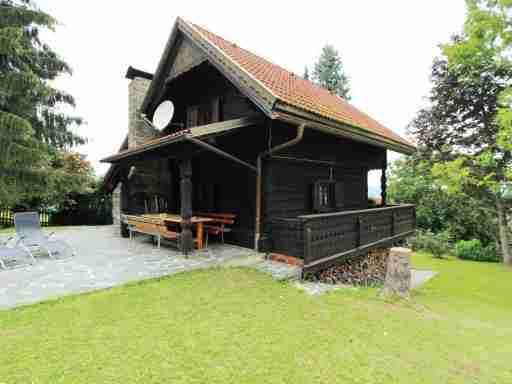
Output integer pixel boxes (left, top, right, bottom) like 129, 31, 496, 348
251, 259, 302, 281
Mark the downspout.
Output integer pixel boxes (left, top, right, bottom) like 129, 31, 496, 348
254, 123, 306, 251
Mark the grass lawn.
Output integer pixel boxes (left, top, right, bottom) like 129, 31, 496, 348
1, 253, 511, 383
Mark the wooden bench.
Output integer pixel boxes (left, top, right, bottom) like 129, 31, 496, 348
125, 215, 178, 248
193, 212, 236, 246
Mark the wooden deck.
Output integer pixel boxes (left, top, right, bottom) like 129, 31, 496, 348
269, 204, 416, 273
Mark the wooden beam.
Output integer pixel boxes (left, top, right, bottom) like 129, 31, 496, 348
381, 162, 387, 207
298, 204, 415, 220
189, 116, 263, 138
186, 137, 257, 172
179, 158, 193, 255
101, 117, 261, 164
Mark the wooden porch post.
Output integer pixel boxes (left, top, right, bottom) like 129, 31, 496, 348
179, 158, 193, 255
381, 163, 387, 207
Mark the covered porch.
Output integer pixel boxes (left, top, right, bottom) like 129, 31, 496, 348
103, 117, 264, 254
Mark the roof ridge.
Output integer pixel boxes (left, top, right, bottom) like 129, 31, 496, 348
181, 19, 277, 109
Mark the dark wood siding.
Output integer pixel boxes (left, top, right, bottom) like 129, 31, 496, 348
191, 124, 267, 248
270, 205, 416, 271
158, 62, 258, 132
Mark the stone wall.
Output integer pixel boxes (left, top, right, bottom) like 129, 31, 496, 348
112, 183, 121, 225
114, 75, 171, 220
128, 77, 159, 149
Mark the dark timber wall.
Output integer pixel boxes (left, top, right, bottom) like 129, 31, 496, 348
192, 126, 267, 247
120, 59, 395, 252
261, 121, 387, 248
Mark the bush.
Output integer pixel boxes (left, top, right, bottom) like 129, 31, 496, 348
410, 230, 452, 258
454, 239, 501, 262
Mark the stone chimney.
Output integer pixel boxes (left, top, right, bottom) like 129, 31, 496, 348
123, 67, 170, 214
127, 71, 159, 149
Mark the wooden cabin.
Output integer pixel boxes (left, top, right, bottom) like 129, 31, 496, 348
102, 18, 416, 273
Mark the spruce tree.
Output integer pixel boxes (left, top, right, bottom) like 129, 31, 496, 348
303, 65, 309, 80
0, 0, 84, 206
312, 44, 350, 99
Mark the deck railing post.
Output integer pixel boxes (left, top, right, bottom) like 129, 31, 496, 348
356, 216, 362, 248
304, 223, 312, 266
391, 211, 396, 236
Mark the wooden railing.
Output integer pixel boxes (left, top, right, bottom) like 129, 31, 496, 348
270, 204, 416, 272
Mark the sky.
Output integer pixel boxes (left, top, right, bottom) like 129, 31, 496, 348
38, 0, 467, 186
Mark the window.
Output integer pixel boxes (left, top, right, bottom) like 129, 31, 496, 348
313, 180, 334, 212
186, 97, 221, 128
186, 105, 199, 128
313, 180, 344, 213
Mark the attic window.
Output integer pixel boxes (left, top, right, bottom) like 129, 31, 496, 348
186, 97, 221, 128
186, 105, 199, 128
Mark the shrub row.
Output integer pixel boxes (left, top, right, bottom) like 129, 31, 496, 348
453, 239, 500, 263
410, 230, 501, 262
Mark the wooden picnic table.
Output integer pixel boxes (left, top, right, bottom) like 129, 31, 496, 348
141, 213, 213, 250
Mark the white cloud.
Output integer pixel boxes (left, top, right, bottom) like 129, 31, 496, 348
38, 0, 466, 180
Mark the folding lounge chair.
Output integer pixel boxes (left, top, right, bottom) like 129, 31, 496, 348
0, 237, 35, 270
14, 212, 75, 260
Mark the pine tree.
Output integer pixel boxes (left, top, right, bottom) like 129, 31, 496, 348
0, 0, 84, 206
312, 44, 350, 99
303, 65, 309, 80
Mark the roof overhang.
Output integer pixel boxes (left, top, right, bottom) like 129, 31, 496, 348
101, 116, 262, 164
273, 102, 416, 155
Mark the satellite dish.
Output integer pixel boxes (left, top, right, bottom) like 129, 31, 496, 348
152, 100, 175, 130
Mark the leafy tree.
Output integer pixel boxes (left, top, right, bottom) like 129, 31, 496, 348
43, 152, 96, 209
312, 44, 350, 99
408, 0, 512, 264
388, 156, 496, 246
0, 0, 85, 207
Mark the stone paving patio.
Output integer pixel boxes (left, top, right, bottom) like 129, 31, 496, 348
0, 226, 437, 308
0, 226, 262, 310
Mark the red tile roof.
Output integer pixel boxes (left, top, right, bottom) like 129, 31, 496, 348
188, 21, 413, 149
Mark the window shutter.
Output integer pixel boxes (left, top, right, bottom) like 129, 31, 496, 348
186, 105, 199, 128
334, 182, 344, 210
312, 182, 321, 212
211, 97, 220, 123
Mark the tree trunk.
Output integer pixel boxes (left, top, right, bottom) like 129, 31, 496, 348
496, 198, 511, 265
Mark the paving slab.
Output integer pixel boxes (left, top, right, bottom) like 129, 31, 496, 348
251, 260, 302, 281
0, 226, 259, 310
411, 269, 438, 289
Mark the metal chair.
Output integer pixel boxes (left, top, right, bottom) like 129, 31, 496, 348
0, 236, 35, 270
14, 212, 75, 260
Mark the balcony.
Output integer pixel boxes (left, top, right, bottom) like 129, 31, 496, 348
270, 204, 416, 273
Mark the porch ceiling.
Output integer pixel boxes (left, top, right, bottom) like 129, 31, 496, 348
100, 116, 262, 164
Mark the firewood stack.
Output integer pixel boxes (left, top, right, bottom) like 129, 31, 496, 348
313, 248, 390, 286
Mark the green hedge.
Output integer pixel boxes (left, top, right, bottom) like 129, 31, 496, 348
453, 239, 501, 263
409, 230, 452, 258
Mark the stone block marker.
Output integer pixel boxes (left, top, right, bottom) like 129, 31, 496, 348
383, 247, 411, 298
